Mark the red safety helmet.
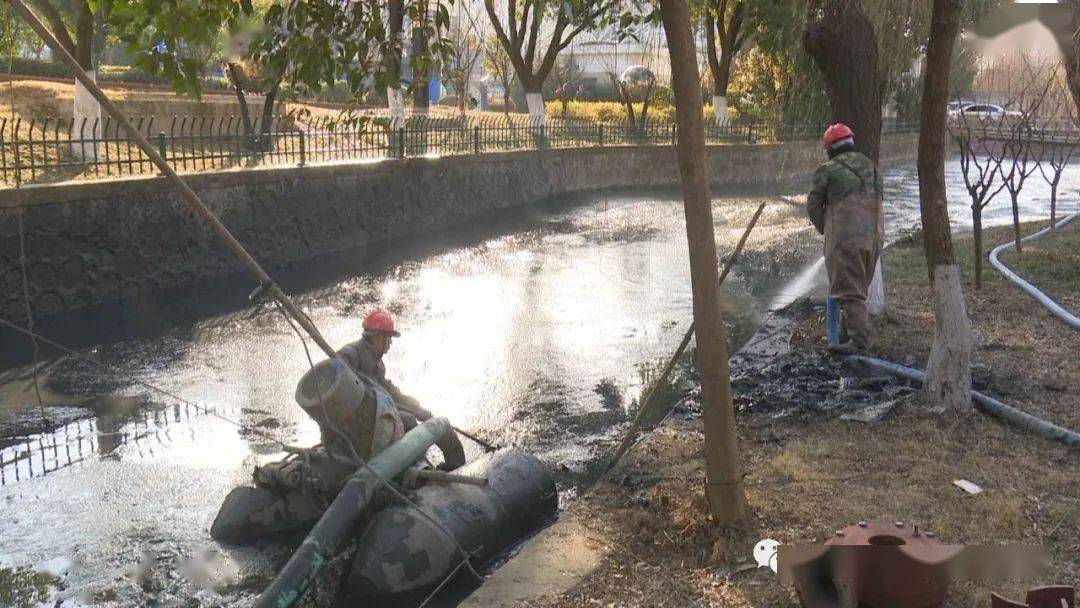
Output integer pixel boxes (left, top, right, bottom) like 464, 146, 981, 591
362, 311, 400, 337
822, 123, 855, 149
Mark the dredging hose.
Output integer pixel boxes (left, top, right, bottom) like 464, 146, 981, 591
846, 355, 1080, 449
988, 212, 1080, 331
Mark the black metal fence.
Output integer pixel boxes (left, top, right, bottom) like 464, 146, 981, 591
0, 114, 922, 187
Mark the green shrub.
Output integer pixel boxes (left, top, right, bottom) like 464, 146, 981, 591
436, 95, 459, 107
322, 82, 356, 103
4, 59, 229, 90
545, 100, 675, 123
651, 84, 674, 108
104, 65, 229, 90
0, 57, 69, 78
546, 100, 621, 121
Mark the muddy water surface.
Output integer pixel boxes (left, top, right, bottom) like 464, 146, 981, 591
0, 158, 1074, 605
0, 186, 793, 605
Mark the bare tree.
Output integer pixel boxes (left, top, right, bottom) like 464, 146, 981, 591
948, 113, 1007, 289
610, 65, 657, 138
658, 0, 746, 524
918, 0, 972, 413
483, 32, 517, 112
998, 130, 1038, 252
703, 0, 750, 121
552, 52, 583, 116
224, 61, 283, 149
803, 0, 882, 163
483, 0, 621, 120
1034, 75, 1080, 229
412, 18, 431, 115
997, 57, 1056, 252
447, 0, 489, 114
967, 3, 1080, 118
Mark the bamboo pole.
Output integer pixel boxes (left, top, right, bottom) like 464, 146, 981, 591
604, 201, 766, 473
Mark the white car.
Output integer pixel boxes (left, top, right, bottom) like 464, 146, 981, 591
949, 103, 1023, 121
947, 100, 975, 115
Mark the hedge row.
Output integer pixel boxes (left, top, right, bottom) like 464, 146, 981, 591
3, 57, 230, 90
545, 100, 678, 123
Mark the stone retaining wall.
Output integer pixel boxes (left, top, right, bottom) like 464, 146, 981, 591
0, 134, 918, 322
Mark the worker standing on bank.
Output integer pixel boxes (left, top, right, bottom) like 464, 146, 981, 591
806, 123, 885, 354
336, 310, 431, 421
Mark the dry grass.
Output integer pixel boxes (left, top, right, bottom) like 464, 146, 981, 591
792, 220, 1080, 429
532, 411, 1077, 607
529, 220, 1079, 608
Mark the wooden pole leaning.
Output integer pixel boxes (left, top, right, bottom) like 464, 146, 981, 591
604, 202, 766, 473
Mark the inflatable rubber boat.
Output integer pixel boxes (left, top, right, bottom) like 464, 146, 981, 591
210, 358, 558, 603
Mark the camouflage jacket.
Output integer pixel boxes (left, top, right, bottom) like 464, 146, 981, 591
336, 337, 415, 409
806, 151, 883, 235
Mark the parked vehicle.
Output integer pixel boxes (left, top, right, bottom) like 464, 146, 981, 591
947, 100, 975, 115
947, 103, 1025, 123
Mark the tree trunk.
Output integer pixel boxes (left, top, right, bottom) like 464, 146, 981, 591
73, 0, 94, 71
704, 2, 743, 122
712, 95, 729, 122
1050, 179, 1059, 228
412, 24, 431, 115
226, 63, 255, 138
710, 48, 734, 123
388, 89, 406, 130
918, 0, 972, 413
925, 265, 973, 412
803, 0, 882, 162
525, 91, 546, 120
659, 0, 746, 524
640, 81, 655, 137
387, 0, 407, 130
259, 79, 281, 151
611, 75, 638, 134
71, 68, 100, 160
69, 0, 98, 160
1010, 192, 1022, 252
458, 76, 469, 114
972, 205, 983, 289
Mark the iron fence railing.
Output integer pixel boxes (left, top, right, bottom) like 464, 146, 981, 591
0, 114, 923, 187
946, 114, 1080, 147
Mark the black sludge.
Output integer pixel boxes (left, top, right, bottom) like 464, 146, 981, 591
344, 450, 557, 600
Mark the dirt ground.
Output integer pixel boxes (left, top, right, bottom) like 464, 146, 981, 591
524, 222, 1079, 607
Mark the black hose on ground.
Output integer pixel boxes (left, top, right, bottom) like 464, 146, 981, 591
846, 355, 1080, 449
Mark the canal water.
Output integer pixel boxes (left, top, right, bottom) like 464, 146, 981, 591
0, 159, 1074, 605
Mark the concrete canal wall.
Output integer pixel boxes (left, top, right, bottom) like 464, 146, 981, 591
0, 134, 918, 322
